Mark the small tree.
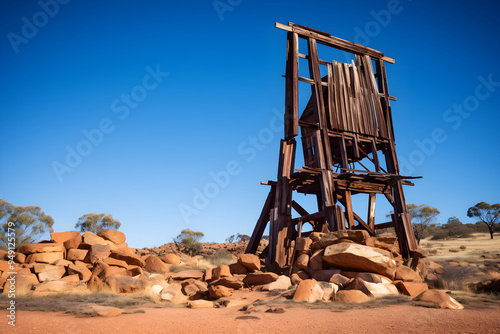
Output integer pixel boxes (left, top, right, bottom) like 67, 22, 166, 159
176, 229, 204, 256
467, 202, 500, 239
407, 203, 440, 245
0, 198, 55, 250
225, 234, 235, 243
236, 233, 250, 242
442, 216, 472, 238
75, 213, 121, 234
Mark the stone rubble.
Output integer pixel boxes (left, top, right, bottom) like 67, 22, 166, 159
0, 229, 464, 310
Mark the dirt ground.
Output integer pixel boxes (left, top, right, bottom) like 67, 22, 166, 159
1, 303, 499, 334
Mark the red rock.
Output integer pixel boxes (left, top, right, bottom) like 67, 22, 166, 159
61, 274, 81, 284
345, 277, 399, 298
82, 231, 106, 245
291, 271, 309, 285
188, 300, 214, 308
27, 252, 64, 264
181, 279, 208, 296
396, 281, 429, 297
170, 270, 204, 280
210, 276, 244, 289
238, 253, 261, 272
354, 272, 392, 284
311, 269, 341, 282
63, 236, 82, 249
335, 290, 371, 303
318, 281, 339, 301
295, 253, 310, 270
17, 243, 65, 254
204, 269, 213, 282
323, 242, 396, 279
229, 262, 248, 275
160, 253, 181, 266
103, 257, 128, 269
102, 266, 127, 280
68, 262, 92, 281
295, 237, 312, 252
33, 280, 71, 293
67, 249, 88, 262
109, 250, 145, 267
395, 265, 423, 282
144, 255, 169, 274
309, 249, 324, 271
15, 273, 40, 292
98, 229, 126, 245
209, 285, 233, 299
292, 279, 323, 302
244, 272, 279, 286
414, 289, 464, 309
50, 231, 81, 244
105, 276, 147, 293
14, 253, 26, 264
88, 244, 111, 264
262, 275, 291, 291
212, 265, 231, 280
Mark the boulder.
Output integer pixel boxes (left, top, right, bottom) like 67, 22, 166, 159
102, 266, 127, 280
181, 279, 208, 296
395, 265, 422, 282
309, 249, 324, 271
50, 231, 81, 244
229, 262, 248, 275
103, 257, 128, 269
262, 275, 292, 291
291, 271, 309, 285
345, 278, 399, 298
67, 249, 88, 262
329, 274, 349, 286
61, 274, 81, 284
210, 276, 244, 289
295, 253, 310, 270
323, 242, 396, 279
14, 253, 26, 264
14, 273, 40, 293
413, 290, 464, 309
311, 269, 341, 282
354, 272, 392, 284
27, 252, 64, 264
212, 265, 231, 280
144, 255, 169, 274
160, 288, 188, 304
109, 250, 145, 267
160, 253, 181, 266
33, 280, 71, 293
209, 285, 233, 299
204, 269, 212, 282
17, 243, 65, 254
170, 270, 204, 280
317, 281, 339, 301
396, 281, 429, 297
63, 236, 82, 250
82, 231, 106, 245
37, 266, 66, 283
335, 289, 371, 303
88, 244, 111, 264
292, 279, 323, 303
313, 230, 370, 248
68, 262, 92, 281
238, 253, 261, 272
98, 229, 126, 245
244, 272, 279, 286
295, 237, 312, 252
53, 259, 72, 267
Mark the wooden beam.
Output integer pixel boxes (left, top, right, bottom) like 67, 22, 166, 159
246, 187, 275, 254
275, 22, 395, 63
284, 32, 299, 139
368, 193, 376, 230
291, 200, 309, 217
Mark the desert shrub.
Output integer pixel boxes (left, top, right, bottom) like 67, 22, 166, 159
431, 229, 449, 240
460, 245, 467, 250
175, 229, 204, 256
449, 248, 459, 253
208, 249, 234, 266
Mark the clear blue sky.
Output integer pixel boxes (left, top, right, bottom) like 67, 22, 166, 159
1, 0, 499, 248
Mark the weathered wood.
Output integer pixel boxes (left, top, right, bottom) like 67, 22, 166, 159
368, 193, 376, 230
285, 32, 299, 139
246, 187, 275, 254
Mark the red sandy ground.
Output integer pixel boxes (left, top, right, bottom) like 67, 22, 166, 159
1, 304, 500, 334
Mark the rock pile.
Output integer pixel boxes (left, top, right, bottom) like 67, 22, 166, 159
0, 229, 463, 310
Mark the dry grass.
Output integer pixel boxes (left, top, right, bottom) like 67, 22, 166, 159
421, 233, 500, 261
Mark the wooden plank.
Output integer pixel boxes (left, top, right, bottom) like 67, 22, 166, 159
352, 211, 375, 236
339, 135, 349, 171
343, 190, 355, 229
351, 61, 365, 135
327, 63, 338, 129
291, 200, 310, 217
284, 32, 299, 139
371, 138, 381, 172
368, 193, 376, 230
275, 22, 395, 63
363, 55, 388, 138
307, 38, 333, 169
375, 221, 394, 230
246, 187, 275, 254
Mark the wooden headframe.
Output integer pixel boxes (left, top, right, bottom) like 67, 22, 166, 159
246, 22, 419, 271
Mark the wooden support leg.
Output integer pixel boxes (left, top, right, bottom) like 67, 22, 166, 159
368, 193, 376, 230
343, 190, 355, 229
246, 186, 275, 254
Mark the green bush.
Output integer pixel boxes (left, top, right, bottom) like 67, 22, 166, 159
431, 229, 449, 240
